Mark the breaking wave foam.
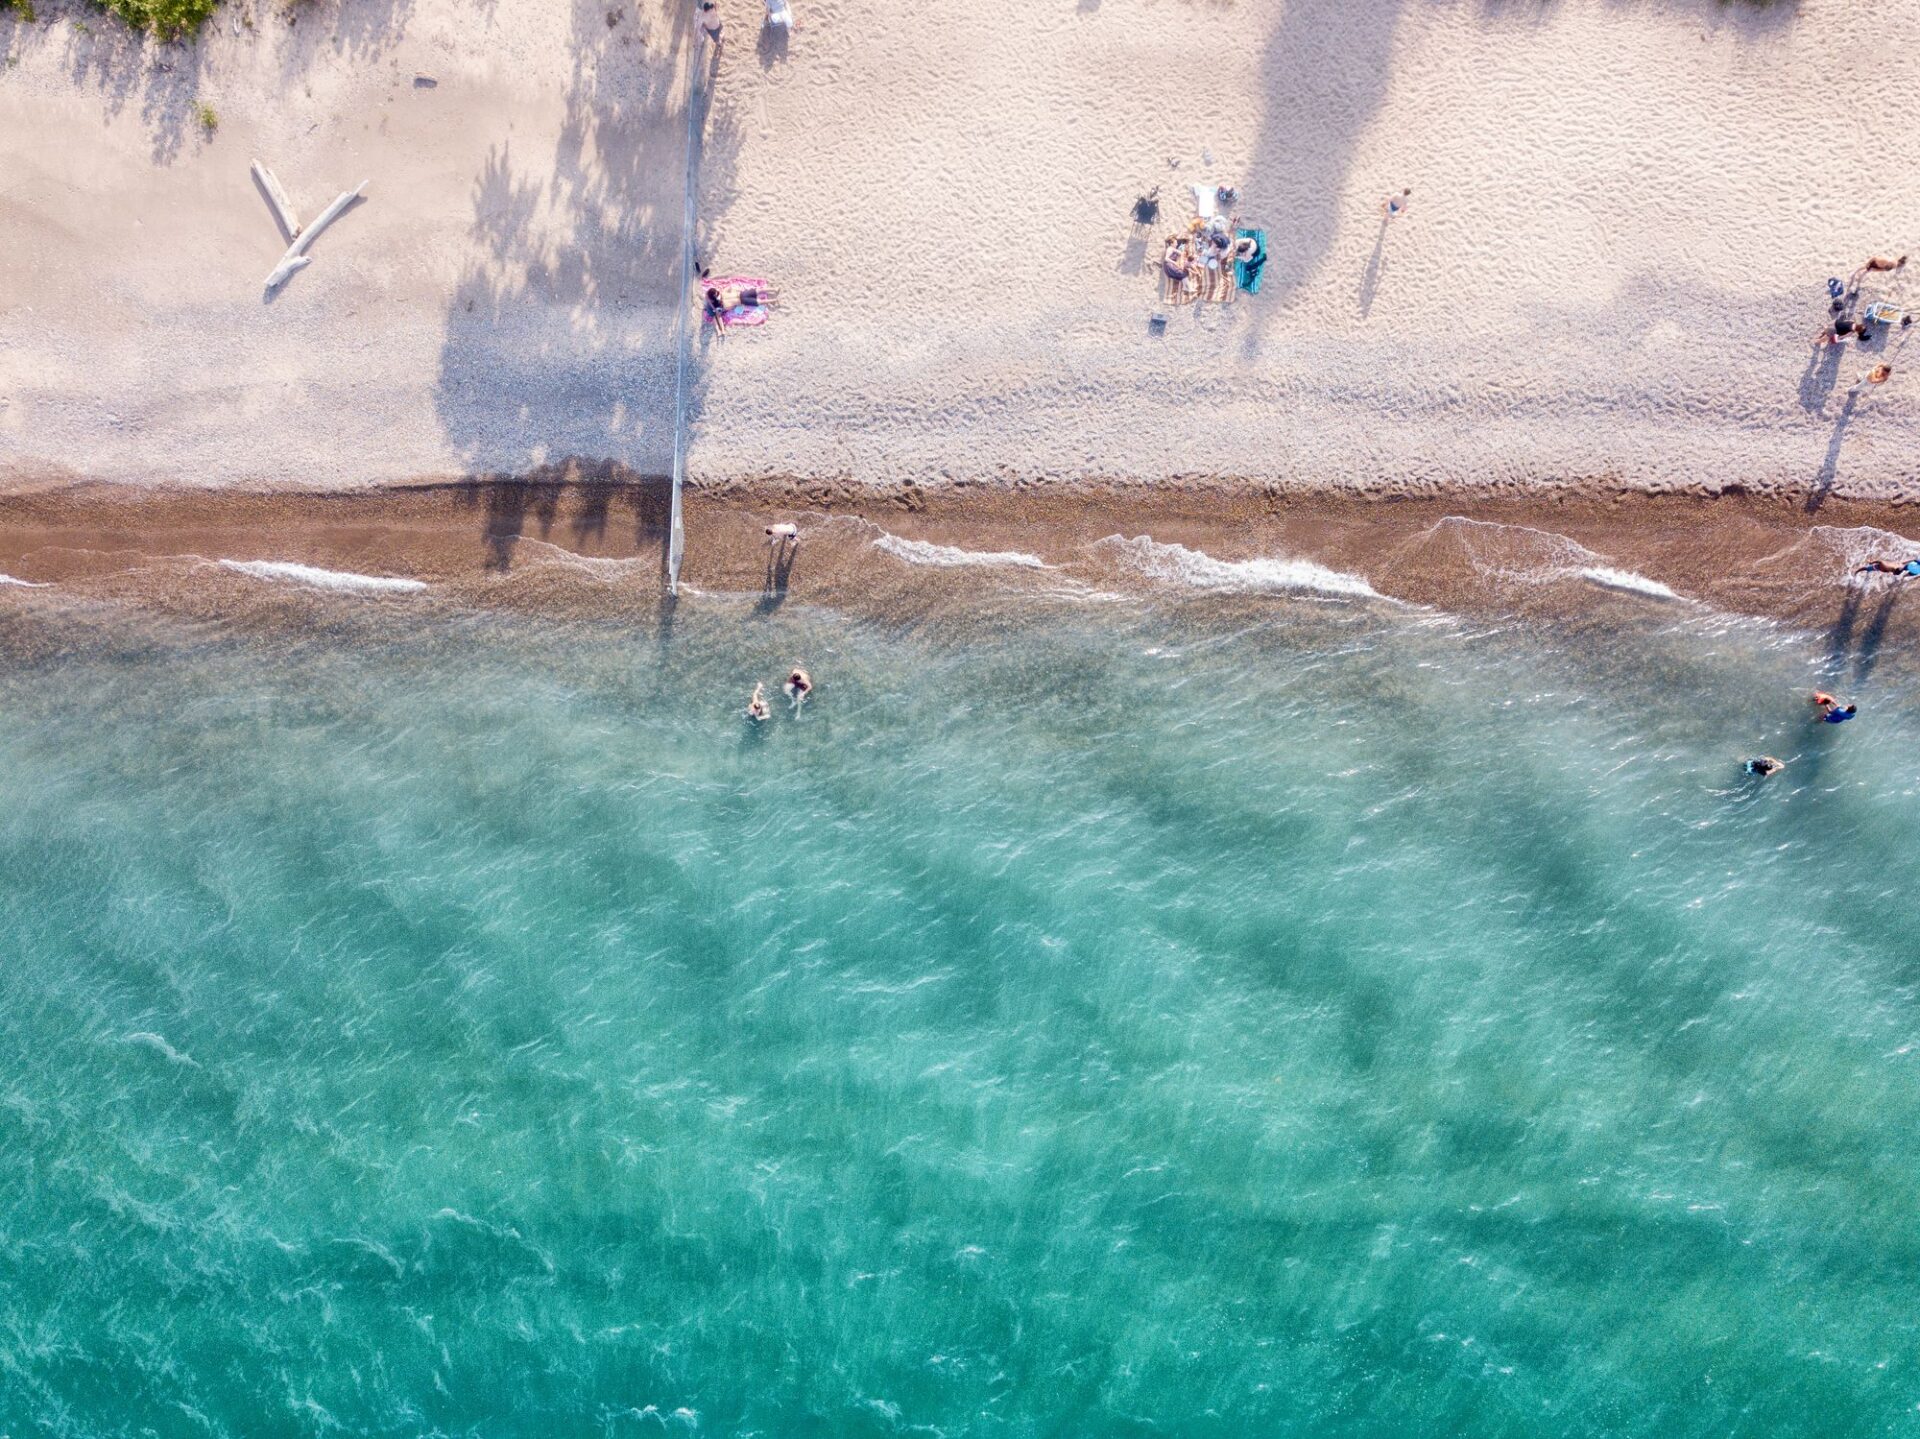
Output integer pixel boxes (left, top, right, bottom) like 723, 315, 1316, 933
1576, 566, 1681, 601
0, 574, 50, 588
1422, 518, 1684, 602
218, 560, 428, 594
873, 534, 1050, 570
1096, 535, 1380, 600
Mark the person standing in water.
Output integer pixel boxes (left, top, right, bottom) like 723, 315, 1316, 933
746, 682, 771, 723
785, 666, 813, 711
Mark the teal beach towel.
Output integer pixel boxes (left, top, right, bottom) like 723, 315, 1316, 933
1235, 228, 1267, 295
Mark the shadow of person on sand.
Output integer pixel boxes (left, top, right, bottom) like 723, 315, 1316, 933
1797, 338, 1845, 413
1805, 392, 1858, 514
757, 540, 797, 611
1356, 215, 1389, 317
755, 18, 789, 68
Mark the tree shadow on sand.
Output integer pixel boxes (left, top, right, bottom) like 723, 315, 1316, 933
434, 0, 741, 579
1237, 0, 1801, 353
1238, 0, 1404, 355
452, 466, 672, 572
1, 0, 419, 165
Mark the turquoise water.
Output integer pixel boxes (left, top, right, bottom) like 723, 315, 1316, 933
3, 579, 1918, 1436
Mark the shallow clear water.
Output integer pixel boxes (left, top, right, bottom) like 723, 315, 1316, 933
3, 585, 1918, 1437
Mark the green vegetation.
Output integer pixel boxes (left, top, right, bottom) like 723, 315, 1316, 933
4, 0, 38, 23
194, 98, 218, 131
94, 0, 222, 40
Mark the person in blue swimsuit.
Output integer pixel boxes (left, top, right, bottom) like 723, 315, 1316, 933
1813, 691, 1857, 723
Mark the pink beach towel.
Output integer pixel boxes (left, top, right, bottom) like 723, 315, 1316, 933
704, 275, 772, 329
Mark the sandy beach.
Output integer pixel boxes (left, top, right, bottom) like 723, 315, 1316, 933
3, 0, 1918, 504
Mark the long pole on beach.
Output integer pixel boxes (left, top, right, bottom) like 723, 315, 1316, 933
666, 36, 704, 597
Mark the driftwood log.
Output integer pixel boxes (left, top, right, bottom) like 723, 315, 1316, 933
263, 181, 369, 294
249, 159, 302, 242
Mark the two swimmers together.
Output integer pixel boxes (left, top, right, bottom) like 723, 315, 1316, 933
746, 667, 813, 722
1744, 689, 1862, 775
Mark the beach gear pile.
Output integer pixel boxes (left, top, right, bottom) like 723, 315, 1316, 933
1157, 184, 1263, 307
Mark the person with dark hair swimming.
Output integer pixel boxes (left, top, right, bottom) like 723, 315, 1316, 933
785, 666, 813, 711
1745, 756, 1784, 777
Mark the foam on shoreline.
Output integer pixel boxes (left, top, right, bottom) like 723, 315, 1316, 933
217, 560, 429, 594
872, 532, 1051, 571
1096, 535, 1381, 600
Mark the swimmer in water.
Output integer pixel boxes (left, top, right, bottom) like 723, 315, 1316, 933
1856, 558, 1920, 578
784, 666, 813, 710
1812, 690, 1858, 723
746, 682, 771, 723
1745, 756, 1784, 776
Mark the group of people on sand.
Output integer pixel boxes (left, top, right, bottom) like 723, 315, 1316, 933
1160, 185, 1261, 304
746, 667, 812, 722
1816, 254, 1910, 391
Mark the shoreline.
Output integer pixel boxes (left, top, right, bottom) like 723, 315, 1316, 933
4, 479, 1920, 644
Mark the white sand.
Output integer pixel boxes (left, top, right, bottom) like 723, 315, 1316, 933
3, 0, 1918, 498
0, 0, 692, 486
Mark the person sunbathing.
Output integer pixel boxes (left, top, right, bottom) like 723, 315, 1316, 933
718, 283, 777, 310
1162, 238, 1192, 280
1856, 556, 1920, 578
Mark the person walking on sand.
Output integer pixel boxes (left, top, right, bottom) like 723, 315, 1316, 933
698, 0, 723, 49
746, 682, 771, 723
785, 666, 812, 711
765, 522, 799, 548
1383, 188, 1412, 220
